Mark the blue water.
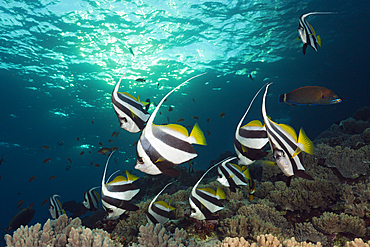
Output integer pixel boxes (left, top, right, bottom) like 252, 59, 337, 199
0, 0, 369, 243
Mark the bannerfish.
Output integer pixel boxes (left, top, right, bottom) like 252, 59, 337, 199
189, 158, 227, 220
1, 208, 35, 233
262, 83, 314, 182
135, 73, 207, 177
48, 194, 66, 219
242, 165, 256, 201
217, 157, 248, 192
279, 86, 342, 106
112, 74, 150, 133
234, 84, 269, 167
146, 181, 176, 225
298, 12, 337, 55
83, 187, 100, 211
101, 152, 140, 220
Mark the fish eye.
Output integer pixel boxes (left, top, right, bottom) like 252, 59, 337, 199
191, 208, 196, 214
218, 174, 222, 178
138, 157, 144, 164
121, 117, 128, 123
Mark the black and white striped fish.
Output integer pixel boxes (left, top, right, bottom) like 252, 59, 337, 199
112, 74, 150, 133
262, 83, 314, 181
135, 73, 207, 177
48, 194, 66, 219
298, 12, 337, 55
82, 187, 100, 211
217, 157, 256, 201
101, 152, 140, 220
146, 181, 176, 225
189, 158, 227, 220
234, 84, 269, 166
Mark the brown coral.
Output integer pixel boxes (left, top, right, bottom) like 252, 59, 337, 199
312, 212, 366, 237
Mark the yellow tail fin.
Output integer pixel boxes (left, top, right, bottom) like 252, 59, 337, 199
190, 123, 207, 145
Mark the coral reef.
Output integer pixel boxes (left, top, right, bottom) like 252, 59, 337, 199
315, 144, 370, 179
340, 179, 370, 217
260, 178, 338, 213
4, 214, 121, 247
131, 222, 217, 247
312, 212, 366, 237
293, 222, 327, 245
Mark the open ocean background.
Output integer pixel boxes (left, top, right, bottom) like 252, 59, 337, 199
0, 0, 369, 243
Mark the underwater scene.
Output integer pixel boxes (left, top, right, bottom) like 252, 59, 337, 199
1, 0, 370, 246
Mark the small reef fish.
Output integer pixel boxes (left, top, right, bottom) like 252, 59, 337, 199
83, 187, 100, 211
17, 200, 24, 205
99, 142, 103, 146
207, 118, 210, 123
192, 116, 199, 120
66, 165, 71, 171
49, 176, 56, 180
42, 146, 50, 150
168, 106, 173, 112
28, 202, 35, 209
66, 157, 72, 163
146, 181, 176, 225
1, 208, 35, 233
298, 12, 337, 55
80, 151, 84, 155
135, 73, 207, 177
42, 199, 48, 206
43, 158, 51, 164
112, 75, 151, 133
97, 147, 112, 155
234, 84, 269, 166
135, 78, 146, 82
128, 47, 134, 56
57, 140, 64, 146
29, 176, 37, 182
220, 112, 225, 118
76, 137, 80, 141
279, 86, 342, 106
101, 152, 140, 220
189, 158, 227, 220
108, 139, 114, 143
48, 194, 66, 219
176, 118, 184, 123
262, 83, 314, 181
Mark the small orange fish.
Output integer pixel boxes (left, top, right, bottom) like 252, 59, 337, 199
17, 204, 22, 209
111, 131, 117, 137
207, 118, 210, 122
92, 120, 94, 124
42, 146, 51, 150
192, 116, 199, 120
108, 139, 114, 143
17, 200, 24, 205
80, 151, 84, 155
207, 131, 211, 136
29, 176, 37, 182
90, 161, 93, 165
88, 150, 92, 154
111, 146, 119, 151
66, 157, 72, 163
76, 137, 80, 141
192, 98, 195, 102
220, 112, 225, 118
28, 202, 35, 209
94, 164, 100, 167
42, 199, 48, 206
43, 158, 51, 164
168, 106, 173, 112
99, 142, 103, 146
176, 118, 184, 123
49, 176, 56, 180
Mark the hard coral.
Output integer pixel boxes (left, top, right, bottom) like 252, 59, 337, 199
315, 144, 370, 179
4, 214, 121, 247
312, 212, 366, 237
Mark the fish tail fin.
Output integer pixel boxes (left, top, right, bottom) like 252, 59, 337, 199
298, 128, 314, 155
278, 94, 286, 103
317, 35, 321, 47
189, 123, 207, 146
216, 187, 226, 199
